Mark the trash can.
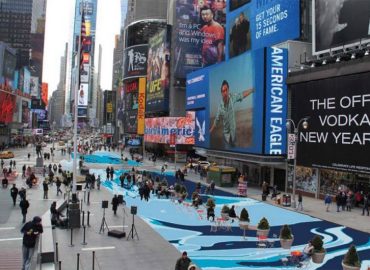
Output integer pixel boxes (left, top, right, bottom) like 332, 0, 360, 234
282, 194, 291, 207
262, 194, 267, 201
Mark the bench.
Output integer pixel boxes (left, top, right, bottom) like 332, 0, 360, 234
40, 199, 67, 263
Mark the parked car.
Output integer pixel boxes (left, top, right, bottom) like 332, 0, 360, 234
0, 151, 15, 159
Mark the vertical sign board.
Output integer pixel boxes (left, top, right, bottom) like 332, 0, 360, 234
137, 78, 146, 135
264, 47, 288, 155
287, 133, 296, 160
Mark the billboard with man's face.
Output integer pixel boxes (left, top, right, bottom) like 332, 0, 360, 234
209, 50, 264, 153
174, 0, 226, 78
313, 0, 370, 55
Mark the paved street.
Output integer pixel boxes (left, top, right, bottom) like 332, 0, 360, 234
1, 144, 370, 270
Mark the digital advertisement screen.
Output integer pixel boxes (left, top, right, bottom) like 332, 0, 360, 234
78, 107, 87, 117
23, 68, 31, 94
146, 28, 170, 113
22, 100, 30, 124
80, 64, 90, 83
144, 112, 195, 145
124, 110, 138, 134
125, 79, 139, 111
174, 0, 226, 78
0, 91, 16, 123
194, 109, 209, 148
32, 109, 47, 121
313, 0, 370, 55
30, 76, 39, 97
186, 68, 209, 110
117, 85, 125, 122
229, 0, 250, 12
125, 137, 142, 146
78, 83, 88, 106
123, 45, 148, 79
41, 83, 48, 107
291, 71, 370, 173
2, 50, 16, 79
209, 50, 264, 153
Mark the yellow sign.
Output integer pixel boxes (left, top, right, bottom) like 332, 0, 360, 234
137, 77, 146, 135
107, 102, 113, 113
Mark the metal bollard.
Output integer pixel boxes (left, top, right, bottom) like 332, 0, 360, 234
82, 211, 85, 227
84, 190, 86, 202
81, 226, 87, 245
55, 242, 59, 262
77, 253, 80, 270
92, 251, 95, 270
59, 261, 61, 270
87, 211, 91, 227
69, 228, 74, 247
87, 191, 90, 205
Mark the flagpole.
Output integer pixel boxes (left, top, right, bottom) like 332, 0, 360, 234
72, 2, 84, 197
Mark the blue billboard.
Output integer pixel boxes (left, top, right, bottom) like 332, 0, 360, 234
209, 50, 264, 154
226, 0, 300, 58
264, 47, 288, 155
186, 69, 209, 110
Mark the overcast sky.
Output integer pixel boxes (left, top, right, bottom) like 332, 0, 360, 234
43, 0, 121, 96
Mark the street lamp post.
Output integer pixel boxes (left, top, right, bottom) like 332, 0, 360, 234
52, 121, 56, 161
286, 117, 310, 208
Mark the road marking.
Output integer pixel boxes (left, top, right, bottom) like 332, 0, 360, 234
81, 246, 115, 251
0, 237, 22, 242
108, 225, 128, 228
0, 227, 16, 230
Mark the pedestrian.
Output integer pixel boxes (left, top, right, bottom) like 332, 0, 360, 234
19, 187, 26, 201
111, 194, 119, 215
110, 166, 114, 180
27, 153, 31, 160
19, 198, 30, 223
10, 160, 13, 168
0, 158, 4, 168
42, 180, 49, 199
10, 184, 18, 206
336, 192, 341, 212
297, 192, 303, 211
2, 176, 8, 188
362, 193, 369, 216
324, 194, 332, 212
188, 264, 197, 270
21, 216, 43, 270
13, 160, 16, 169
96, 175, 101, 190
175, 251, 192, 270
22, 164, 26, 178
106, 166, 110, 180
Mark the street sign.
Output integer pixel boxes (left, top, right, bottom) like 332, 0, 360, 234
287, 134, 296, 160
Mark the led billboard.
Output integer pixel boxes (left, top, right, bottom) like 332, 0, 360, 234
144, 112, 195, 144
146, 29, 170, 113
186, 68, 209, 110
291, 71, 370, 173
78, 83, 88, 106
80, 64, 90, 83
137, 78, 146, 135
124, 110, 138, 134
117, 85, 125, 122
209, 50, 264, 153
313, 0, 370, 55
174, 0, 226, 78
41, 83, 48, 107
194, 109, 208, 148
23, 68, 31, 94
0, 91, 16, 123
123, 45, 148, 79
22, 100, 30, 124
228, 6, 251, 58
30, 76, 39, 97
2, 50, 16, 79
230, 0, 250, 12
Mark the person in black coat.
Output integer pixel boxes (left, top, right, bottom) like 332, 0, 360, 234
21, 216, 43, 270
20, 198, 30, 223
111, 195, 119, 215
10, 184, 18, 206
42, 180, 49, 199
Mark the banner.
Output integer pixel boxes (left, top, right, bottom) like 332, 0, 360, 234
146, 29, 170, 113
22, 100, 30, 124
137, 78, 146, 135
174, 0, 226, 78
313, 0, 370, 54
291, 71, 370, 173
0, 91, 16, 123
41, 83, 48, 106
264, 47, 287, 155
123, 45, 148, 79
144, 112, 195, 145
30, 76, 39, 97
23, 68, 31, 94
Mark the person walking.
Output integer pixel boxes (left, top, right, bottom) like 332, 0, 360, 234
42, 180, 49, 199
111, 194, 119, 215
96, 175, 101, 190
362, 193, 369, 216
19, 198, 30, 223
22, 164, 26, 178
175, 251, 192, 270
21, 216, 43, 270
297, 192, 303, 211
13, 160, 16, 169
10, 184, 18, 206
324, 194, 332, 212
109, 166, 114, 180
106, 166, 110, 180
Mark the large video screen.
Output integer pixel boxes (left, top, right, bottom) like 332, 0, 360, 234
146, 29, 170, 113
313, 0, 370, 55
291, 71, 370, 173
209, 51, 264, 153
144, 112, 195, 144
123, 45, 148, 79
186, 68, 209, 110
0, 91, 16, 123
174, 0, 226, 78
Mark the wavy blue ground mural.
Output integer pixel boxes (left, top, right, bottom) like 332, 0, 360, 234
64, 153, 370, 269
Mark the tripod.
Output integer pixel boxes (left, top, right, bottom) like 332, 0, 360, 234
99, 208, 109, 234
127, 214, 139, 240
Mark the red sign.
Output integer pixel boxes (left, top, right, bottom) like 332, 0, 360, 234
41, 83, 48, 106
0, 90, 16, 123
169, 133, 176, 147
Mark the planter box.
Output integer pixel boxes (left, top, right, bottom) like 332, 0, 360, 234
342, 261, 360, 270
280, 238, 294, 249
256, 229, 270, 237
312, 252, 326, 264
